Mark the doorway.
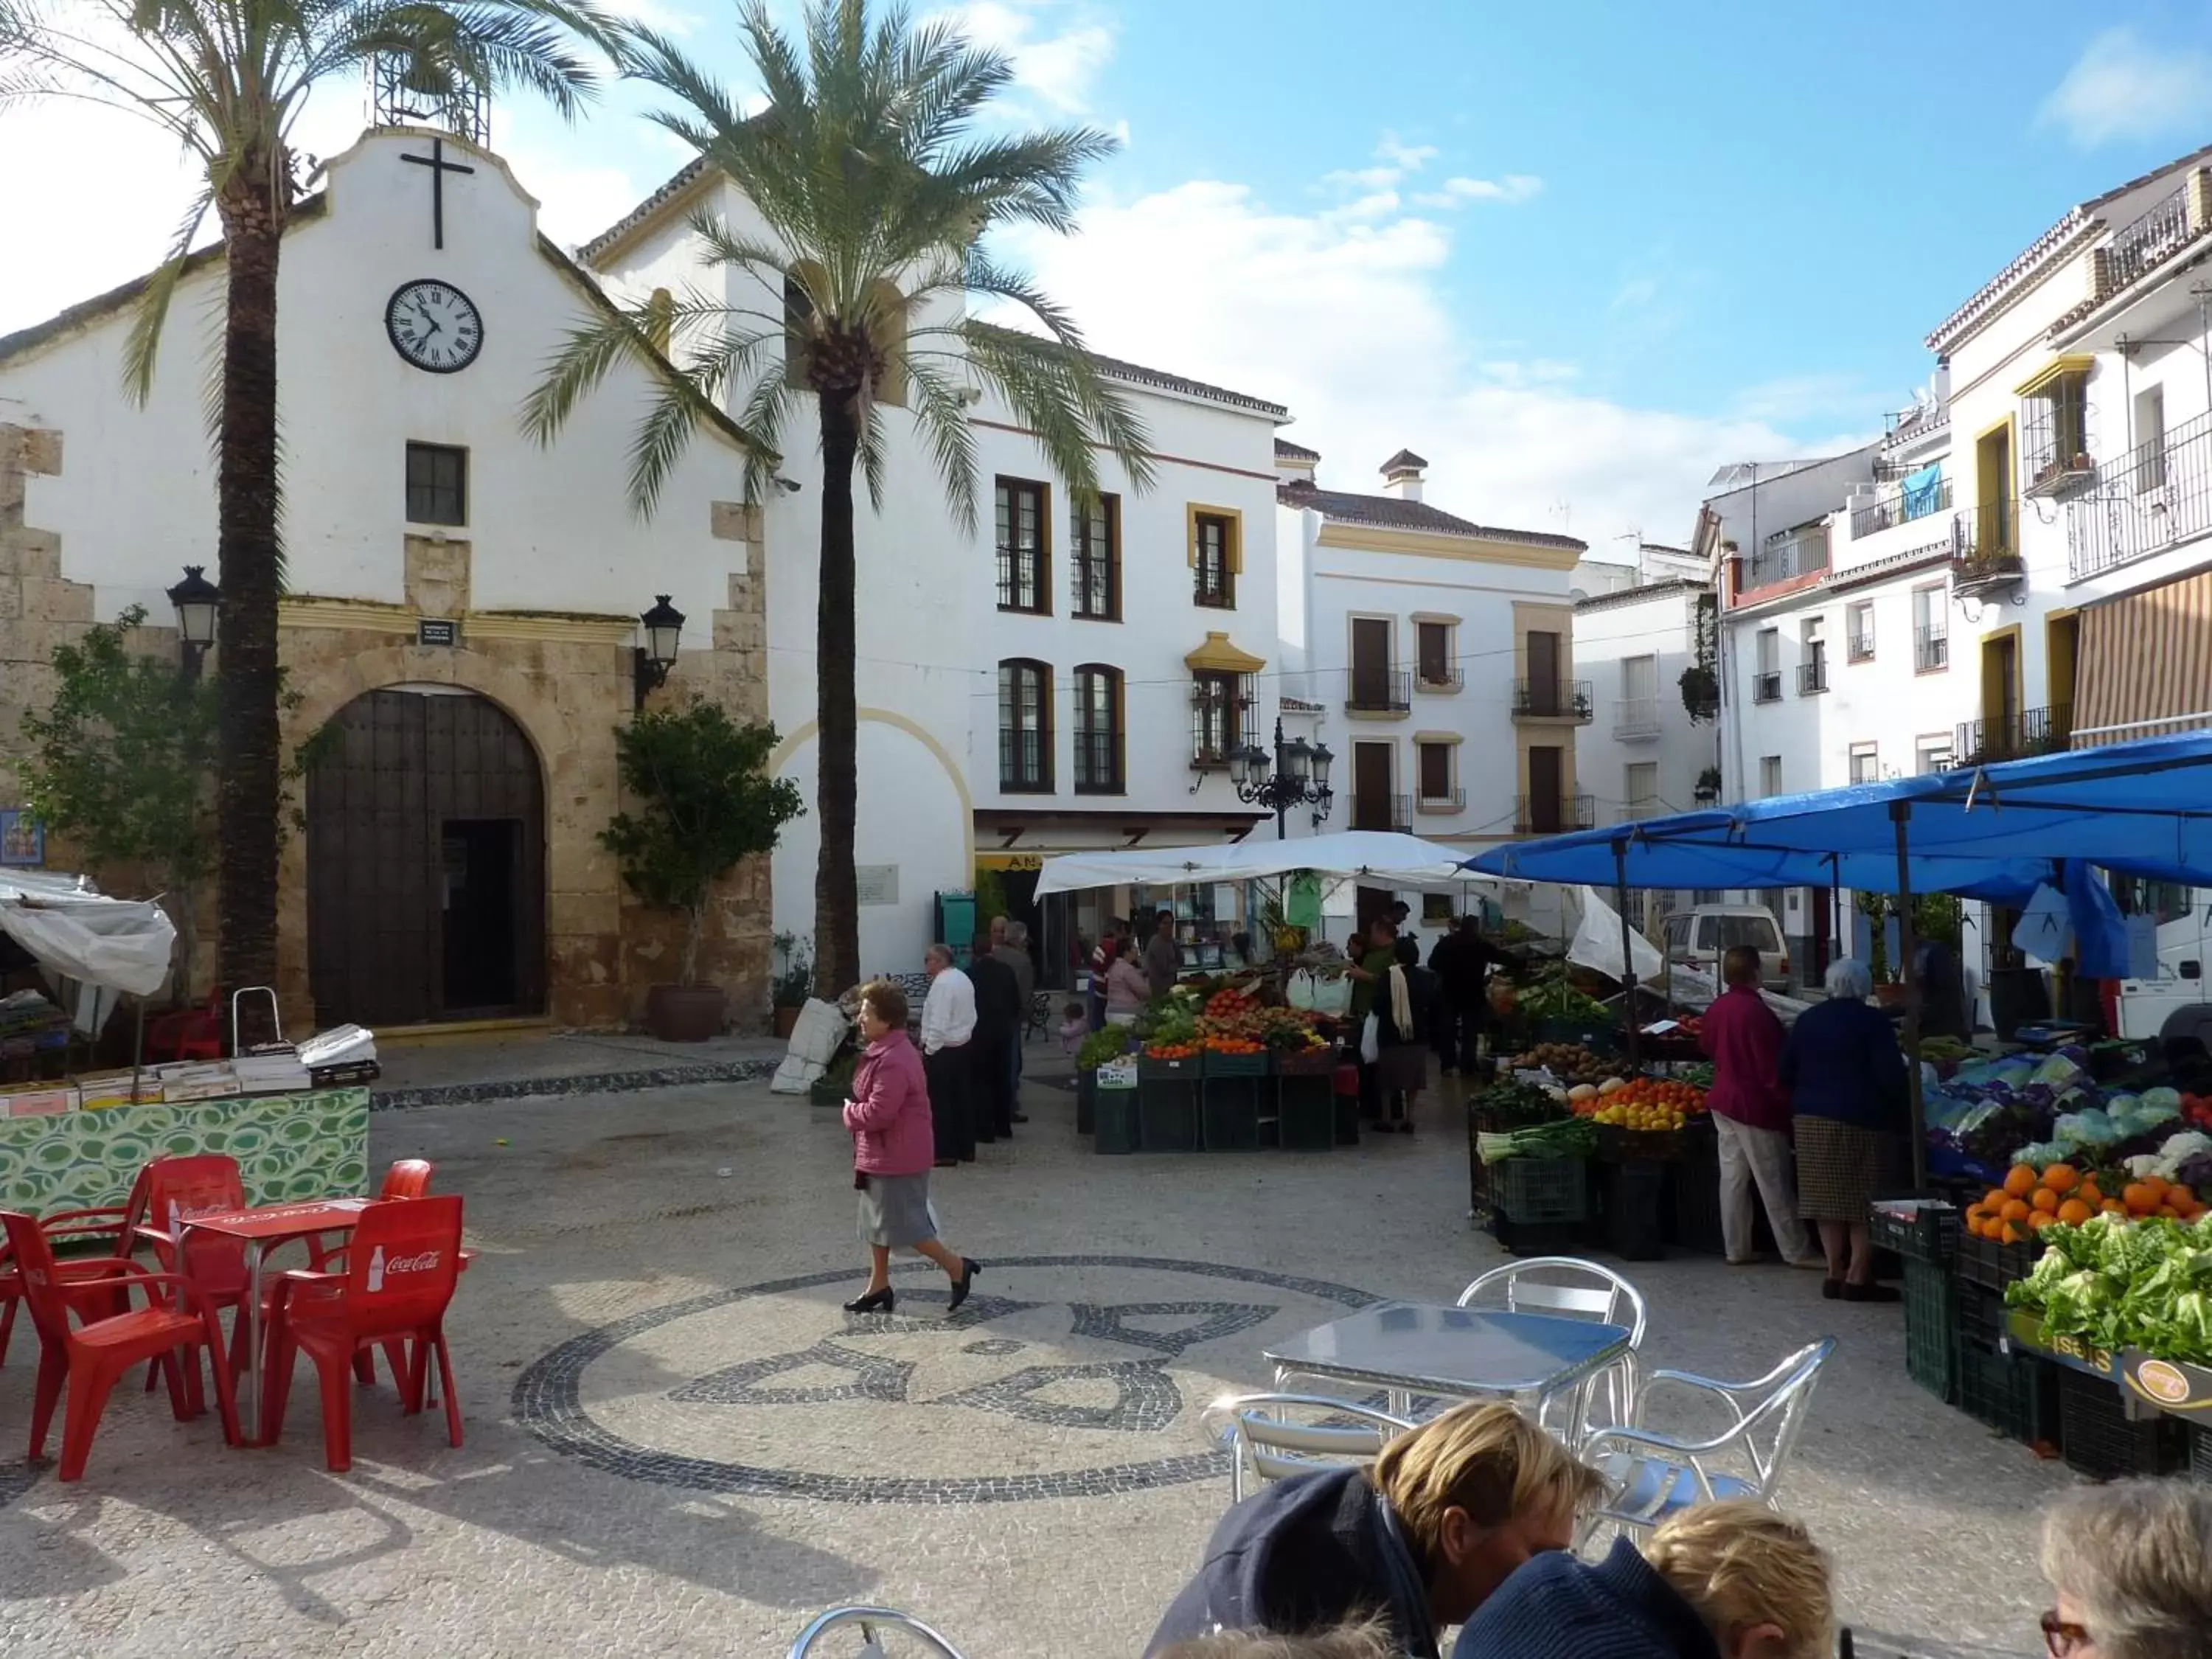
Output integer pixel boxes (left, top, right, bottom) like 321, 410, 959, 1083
1526, 630, 1562, 714
1527, 745, 1565, 832
1981, 630, 2021, 751
1352, 740, 1394, 831
308, 688, 547, 1027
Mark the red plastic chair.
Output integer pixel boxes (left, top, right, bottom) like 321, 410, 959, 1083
135, 1156, 253, 1383
0, 1209, 242, 1480
0, 1160, 162, 1368
381, 1161, 435, 1199
145, 987, 224, 1062
262, 1195, 465, 1472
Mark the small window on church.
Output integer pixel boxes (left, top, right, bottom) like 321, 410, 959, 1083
407, 442, 467, 526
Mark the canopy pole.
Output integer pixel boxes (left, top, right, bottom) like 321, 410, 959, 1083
1891, 800, 1928, 1191
1613, 839, 1641, 1070
130, 998, 145, 1108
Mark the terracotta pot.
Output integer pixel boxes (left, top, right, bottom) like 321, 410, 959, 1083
773, 1004, 802, 1040
645, 984, 726, 1043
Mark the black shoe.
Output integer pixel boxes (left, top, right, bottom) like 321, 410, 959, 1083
1840, 1280, 1900, 1303
1012, 1112, 1030, 1124
843, 1287, 895, 1315
947, 1259, 980, 1315
1821, 1279, 1842, 1300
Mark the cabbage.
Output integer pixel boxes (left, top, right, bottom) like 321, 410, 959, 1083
2034, 1052, 2087, 1089
2143, 1086, 2183, 1113
2056, 1108, 2121, 1147
2014, 1140, 2070, 1169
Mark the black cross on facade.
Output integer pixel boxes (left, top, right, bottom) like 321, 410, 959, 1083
401, 136, 476, 251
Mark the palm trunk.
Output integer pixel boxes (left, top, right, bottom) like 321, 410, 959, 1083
812, 390, 863, 995
212, 175, 286, 1018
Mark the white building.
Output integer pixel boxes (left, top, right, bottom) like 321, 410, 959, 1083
0, 111, 1293, 1025
1273, 442, 1585, 944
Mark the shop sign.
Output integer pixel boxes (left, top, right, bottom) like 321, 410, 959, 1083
855, 864, 899, 905
417, 618, 460, 647
975, 852, 1046, 872
1096, 1057, 1138, 1090
2121, 1350, 2212, 1416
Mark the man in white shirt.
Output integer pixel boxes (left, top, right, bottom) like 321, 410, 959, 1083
921, 943, 977, 1165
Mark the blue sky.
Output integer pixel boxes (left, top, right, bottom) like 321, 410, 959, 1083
9, 1, 2212, 547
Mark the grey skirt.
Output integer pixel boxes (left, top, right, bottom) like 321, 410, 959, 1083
1795, 1117, 1902, 1222
857, 1172, 938, 1248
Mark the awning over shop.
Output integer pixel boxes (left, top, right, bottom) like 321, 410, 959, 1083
2075, 568, 2212, 747
1, 870, 178, 1030
1034, 830, 1509, 897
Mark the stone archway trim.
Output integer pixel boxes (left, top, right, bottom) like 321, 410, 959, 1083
768, 708, 976, 873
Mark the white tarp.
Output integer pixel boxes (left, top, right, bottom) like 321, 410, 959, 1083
1568, 885, 1663, 981
0, 872, 177, 1030
1032, 830, 1512, 897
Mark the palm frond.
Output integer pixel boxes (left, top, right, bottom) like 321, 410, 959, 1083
902, 350, 978, 532
121, 184, 215, 404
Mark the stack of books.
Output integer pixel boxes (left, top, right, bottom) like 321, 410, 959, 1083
153, 1061, 238, 1102
233, 1048, 312, 1096
76, 1069, 160, 1110
299, 1023, 380, 1088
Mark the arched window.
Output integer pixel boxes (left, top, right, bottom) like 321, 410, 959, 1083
645, 286, 674, 353
998, 659, 1053, 793
1072, 665, 1123, 794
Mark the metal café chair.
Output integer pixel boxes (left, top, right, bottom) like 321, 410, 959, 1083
788, 1606, 969, 1658
1577, 1336, 1836, 1541
1456, 1256, 1648, 1442
1202, 1391, 1415, 1503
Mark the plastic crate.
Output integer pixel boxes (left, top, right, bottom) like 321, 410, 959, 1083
1093, 1084, 1139, 1155
2192, 1421, 2212, 1486
1138, 1084, 1199, 1152
1075, 1071, 1096, 1135
1201, 1082, 1262, 1151
1601, 1159, 1668, 1262
1203, 1050, 1271, 1077
1481, 1206, 1588, 1257
1277, 1075, 1335, 1150
1273, 1046, 1339, 1077
1490, 1155, 1592, 1225
2056, 1368, 2189, 1480
1595, 1124, 1686, 1164
1867, 1198, 1962, 1266
1953, 1280, 2010, 1354
1955, 1231, 2042, 1292
1334, 1092, 1361, 1146
1955, 1338, 2059, 1447
1903, 1259, 1958, 1404
1138, 1054, 1203, 1082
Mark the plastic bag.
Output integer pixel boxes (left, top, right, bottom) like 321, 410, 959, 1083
1360, 1011, 1380, 1065
1289, 969, 1352, 1017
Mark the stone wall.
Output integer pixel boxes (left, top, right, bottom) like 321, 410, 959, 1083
2, 421, 777, 1034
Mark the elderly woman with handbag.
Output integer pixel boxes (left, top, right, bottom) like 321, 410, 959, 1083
841, 979, 980, 1316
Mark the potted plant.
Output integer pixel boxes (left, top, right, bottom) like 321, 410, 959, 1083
1678, 664, 1719, 723
771, 933, 813, 1039
601, 700, 804, 1042
1693, 765, 1723, 806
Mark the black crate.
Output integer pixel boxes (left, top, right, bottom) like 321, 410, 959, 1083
1956, 1231, 2042, 1292
1663, 1130, 1775, 1259
1904, 1259, 1958, 1403
2057, 1368, 2190, 1480
1601, 1159, 1668, 1262
1278, 1075, 1335, 1150
1480, 1206, 1588, 1257
1491, 1155, 1592, 1225
1075, 1070, 1096, 1135
2191, 1421, 2212, 1486
1954, 1279, 2010, 1354
1093, 1084, 1139, 1154
1201, 1082, 1262, 1151
1334, 1092, 1361, 1146
1955, 1338, 2059, 1447
1868, 1199, 1962, 1266
1138, 1083, 1200, 1152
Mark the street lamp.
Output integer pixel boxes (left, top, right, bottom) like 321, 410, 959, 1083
166, 565, 220, 685
1233, 716, 1335, 838
633, 594, 685, 709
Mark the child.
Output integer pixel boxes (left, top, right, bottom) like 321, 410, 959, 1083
1058, 1001, 1088, 1056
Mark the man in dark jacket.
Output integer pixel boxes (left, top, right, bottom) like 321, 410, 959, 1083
1145, 1403, 1601, 1659
1451, 1499, 1832, 1659
966, 935, 1023, 1141
1430, 916, 1509, 1075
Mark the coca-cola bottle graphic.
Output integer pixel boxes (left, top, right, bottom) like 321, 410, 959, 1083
366, 1245, 386, 1293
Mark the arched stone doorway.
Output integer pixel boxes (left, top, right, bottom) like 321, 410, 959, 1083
307, 686, 548, 1027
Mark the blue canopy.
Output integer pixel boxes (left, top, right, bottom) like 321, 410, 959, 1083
1467, 731, 2212, 899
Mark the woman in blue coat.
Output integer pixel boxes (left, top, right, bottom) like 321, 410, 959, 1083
1780, 957, 1908, 1301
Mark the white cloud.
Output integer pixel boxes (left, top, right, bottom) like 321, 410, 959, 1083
1412, 173, 1543, 209
931, 1, 1117, 115
2041, 27, 2212, 147
1375, 134, 1438, 173
1001, 173, 1803, 548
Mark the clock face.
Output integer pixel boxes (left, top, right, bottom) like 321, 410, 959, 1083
386, 279, 483, 373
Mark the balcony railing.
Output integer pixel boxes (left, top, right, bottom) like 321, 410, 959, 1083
1350, 793, 1411, 833
1915, 627, 1949, 674
1512, 678, 1593, 720
1416, 786, 1466, 812
1798, 658, 1828, 695
2067, 407, 2212, 581
1955, 704, 2073, 768
998, 731, 1051, 793
1850, 474, 1952, 538
1515, 793, 1595, 835
1345, 667, 1411, 714
1416, 664, 1464, 691
1847, 631, 1875, 662
2105, 183, 2193, 293
1072, 731, 1122, 794
1745, 525, 1830, 591
1753, 670, 1782, 703
1613, 697, 1661, 740
1947, 503, 2025, 597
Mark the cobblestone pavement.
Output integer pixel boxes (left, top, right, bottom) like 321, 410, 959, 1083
0, 1067, 2065, 1658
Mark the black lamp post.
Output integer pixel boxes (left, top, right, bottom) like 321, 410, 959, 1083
1233, 717, 1334, 839
166, 565, 220, 685
633, 594, 685, 710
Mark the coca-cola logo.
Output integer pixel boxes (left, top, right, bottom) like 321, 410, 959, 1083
382, 1250, 442, 1276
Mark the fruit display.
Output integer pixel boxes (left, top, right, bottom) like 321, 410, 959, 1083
2006, 1210, 2212, 1363
1191, 986, 1327, 1053
1572, 1075, 1706, 1129
1966, 1161, 2206, 1245
1505, 1043, 1613, 1088
1143, 1040, 1200, 1060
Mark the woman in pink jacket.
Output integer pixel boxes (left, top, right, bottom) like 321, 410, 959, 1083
841, 979, 980, 1315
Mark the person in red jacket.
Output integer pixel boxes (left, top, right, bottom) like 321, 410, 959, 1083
841, 980, 980, 1316
1699, 947, 1820, 1268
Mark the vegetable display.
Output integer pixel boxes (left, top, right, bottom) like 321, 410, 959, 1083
2005, 1211, 2212, 1364
1504, 1043, 1614, 1088
1509, 962, 1610, 1023
1077, 1029, 1135, 1072
1470, 1080, 1566, 1129
1476, 1117, 1598, 1166
1573, 1075, 1705, 1130
1189, 987, 1327, 1054
1967, 1161, 2204, 1245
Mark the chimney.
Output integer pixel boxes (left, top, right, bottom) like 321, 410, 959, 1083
1380, 448, 1427, 502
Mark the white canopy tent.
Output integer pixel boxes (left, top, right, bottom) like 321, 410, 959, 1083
1, 870, 178, 1032
1032, 830, 1515, 897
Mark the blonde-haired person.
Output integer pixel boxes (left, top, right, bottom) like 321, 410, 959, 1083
1452, 1498, 1832, 1659
2039, 1479, 2212, 1659
1145, 1402, 1602, 1659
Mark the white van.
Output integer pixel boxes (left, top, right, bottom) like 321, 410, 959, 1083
1659, 904, 1791, 992
2115, 895, 2212, 1044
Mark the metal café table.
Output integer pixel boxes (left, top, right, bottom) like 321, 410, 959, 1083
1264, 1301, 1630, 1419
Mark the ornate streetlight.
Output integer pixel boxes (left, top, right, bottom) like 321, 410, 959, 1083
166, 565, 220, 686
633, 594, 685, 710
1234, 717, 1334, 839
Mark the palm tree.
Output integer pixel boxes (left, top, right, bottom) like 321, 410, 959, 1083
0, 1, 605, 1006
526, 0, 1153, 995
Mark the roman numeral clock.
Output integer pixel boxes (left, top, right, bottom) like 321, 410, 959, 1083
386, 279, 482, 374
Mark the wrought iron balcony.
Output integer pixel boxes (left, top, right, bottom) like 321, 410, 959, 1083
1797, 658, 1828, 695
1416, 664, 1464, 691
2067, 407, 2212, 582
1954, 704, 2073, 768
1915, 627, 1950, 674
1512, 679, 1593, 721
1613, 698, 1661, 740
1416, 786, 1466, 813
1345, 667, 1412, 714
1850, 475, 1952, 538
1350, 793, 1411, 832
1753, 671, 1782, 703
1515, 793, 1595, 835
